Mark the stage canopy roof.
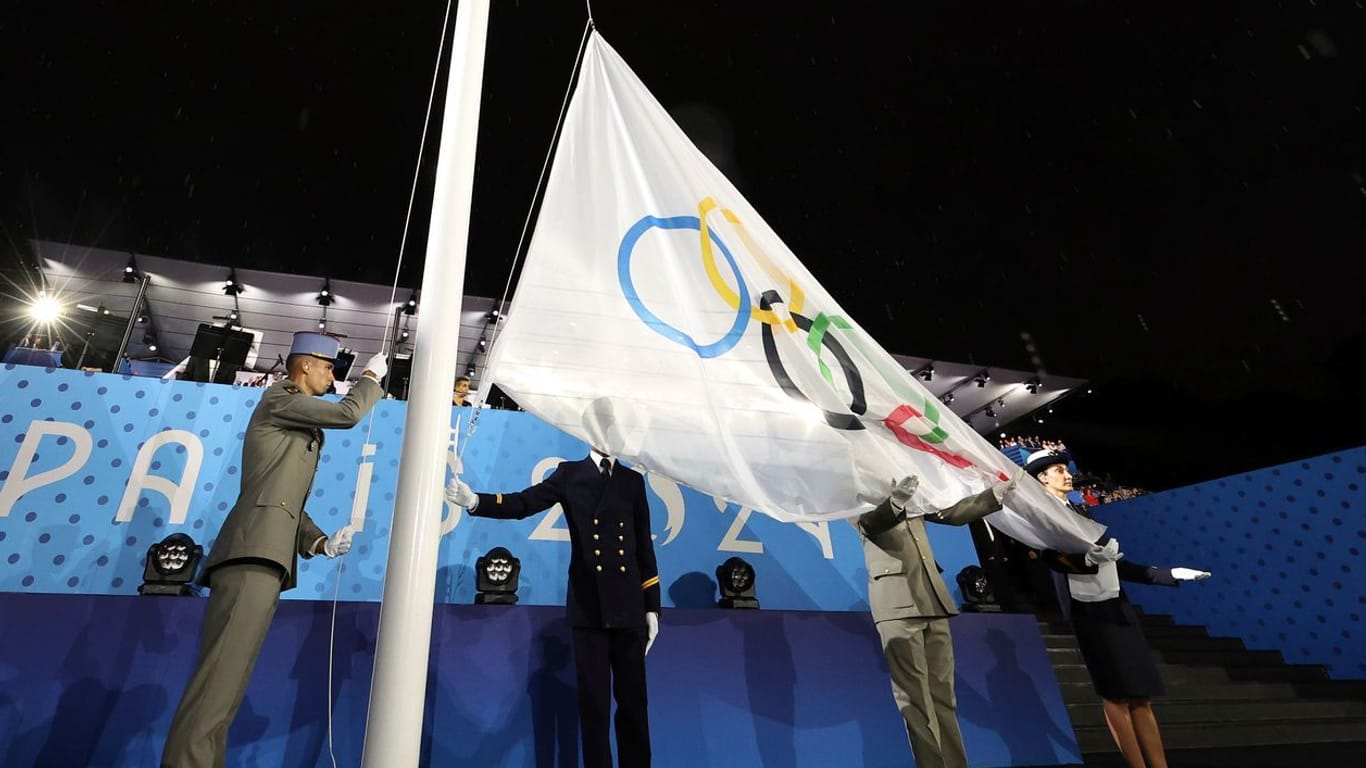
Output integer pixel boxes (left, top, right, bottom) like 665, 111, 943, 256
18, 239, 1085, 432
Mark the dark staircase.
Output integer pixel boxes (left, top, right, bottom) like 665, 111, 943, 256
1037, 610, 1366, 766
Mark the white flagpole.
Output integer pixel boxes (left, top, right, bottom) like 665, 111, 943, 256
361, 1, 490, 765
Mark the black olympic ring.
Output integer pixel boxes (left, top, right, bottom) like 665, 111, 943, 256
758, 290, 867, 431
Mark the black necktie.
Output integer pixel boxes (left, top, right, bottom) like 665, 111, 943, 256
599, 457, 612, 476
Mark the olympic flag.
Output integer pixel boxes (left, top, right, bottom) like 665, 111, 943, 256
483, 32, 1102, 551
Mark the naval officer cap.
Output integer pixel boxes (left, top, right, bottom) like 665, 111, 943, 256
288, 331, 340, 362
1023, 449, 1072, 477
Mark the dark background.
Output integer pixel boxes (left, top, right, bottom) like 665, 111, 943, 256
2, 1, 1363, 490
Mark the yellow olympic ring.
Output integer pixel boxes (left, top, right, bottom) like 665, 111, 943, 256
696, 197, 806, 333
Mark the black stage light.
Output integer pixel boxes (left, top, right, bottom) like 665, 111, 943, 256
222, 269, 244, 296
403, 292, 418, 315
123, 256, 140, 283
139, 533, 204, 596
475, 546, 521, 605
716, 556, 759, 609
955, 565, 999, 612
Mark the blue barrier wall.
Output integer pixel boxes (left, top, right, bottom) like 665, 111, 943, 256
1093, 446, 1365, 680
0, 366, 981, 609
0, 593, 1080, 768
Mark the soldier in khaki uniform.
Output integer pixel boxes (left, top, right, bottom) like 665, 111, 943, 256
162, 332, 388, 768
854, 472, 1023, 768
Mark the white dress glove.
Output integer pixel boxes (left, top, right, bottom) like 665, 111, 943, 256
992, 466, 1028, 504
888, 476, 920, 512
645, 611, 660, 656
1171, 567, 1211, 581
1084, 538, 1123, 566
361, 352, 388, 381
322, 524, 355, 558
445, 478, 478, 509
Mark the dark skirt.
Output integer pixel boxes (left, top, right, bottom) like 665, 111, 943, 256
1070, 597, 1165, 699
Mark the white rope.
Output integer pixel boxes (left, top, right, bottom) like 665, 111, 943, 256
480, 19, 593, 386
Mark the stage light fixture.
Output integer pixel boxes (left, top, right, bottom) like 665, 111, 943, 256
478, 335, 487, 349
29, 295, 62, 323
974, 370, 991, 388
956, 565, 998, 611
916, 363, 935, 382
403, 292, 418, 315
475, 546, 521, 605
139, 533, 204, 596
942, 392, 955, 405
317, 279, 333, 307
466, 366, 476, 377
487, 309, 501, 321
1025, 377, 1042, 394
222, 269, 244, 296
123, 256, 140, 283
984, 405, 996, 418
716, 556, 760, 609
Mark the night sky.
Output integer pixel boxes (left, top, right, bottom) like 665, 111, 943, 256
3, 1, 1364, 490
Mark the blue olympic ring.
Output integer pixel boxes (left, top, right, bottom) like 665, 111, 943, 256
618, 214, 750, 359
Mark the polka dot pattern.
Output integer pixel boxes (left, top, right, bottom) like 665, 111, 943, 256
1096, 447, 1366, 680
1, 367, 908, 616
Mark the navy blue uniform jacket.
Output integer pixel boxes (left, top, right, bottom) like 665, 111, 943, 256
472, 456, 662, 629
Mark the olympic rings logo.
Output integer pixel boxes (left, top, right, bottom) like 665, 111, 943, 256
618, 198, 984, 473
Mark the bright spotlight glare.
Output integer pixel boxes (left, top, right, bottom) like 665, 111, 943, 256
30, 296, 61, 323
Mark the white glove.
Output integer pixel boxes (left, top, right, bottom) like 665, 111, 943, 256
445, 478, 478, 509
888, 476, 920, 512
322, 524, 355, 558
1171, 567, 1211, 581
645, 611, 660, 656
992, 466, 1028, 504
1084, 538, 1123, 566
361, 352, 388, 381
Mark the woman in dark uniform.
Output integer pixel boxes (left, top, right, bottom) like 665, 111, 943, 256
1022, 450, 1210, 768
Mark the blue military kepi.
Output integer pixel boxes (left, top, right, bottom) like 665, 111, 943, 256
288, 331, 340, 362
1023, 449, 1071, 476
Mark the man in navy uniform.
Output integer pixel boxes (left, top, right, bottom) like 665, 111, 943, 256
162, 332, 387, 768
446, 398, 660, 768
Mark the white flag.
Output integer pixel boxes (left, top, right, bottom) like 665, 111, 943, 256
485, 33, 1102, 551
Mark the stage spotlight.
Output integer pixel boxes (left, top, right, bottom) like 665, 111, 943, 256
222, 269, 244, 296
478, 335, 487, 349
984, 405, 996, 418
916, 363, 934, 382
1025, 377, 1042, 394
475, 546, 521, 605
955, 565, 998, 611
487, 309, 501, 322
466, 366, 476, 377
317, 279, 333, 306
403, 292, 418, 315
123, 256, 140, 283
716, 556, 759, 609
30, 295, 61, 323
974, 370, 991, 388
942, 392, 955, 405
139, 533, 204, 596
